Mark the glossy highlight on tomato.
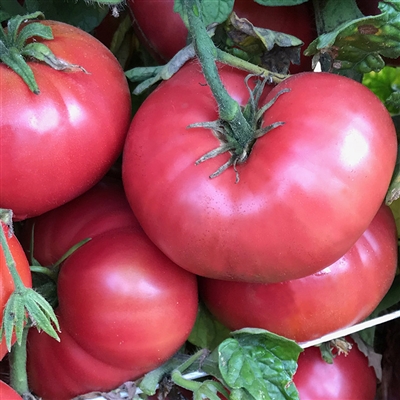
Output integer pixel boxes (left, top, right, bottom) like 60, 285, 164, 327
199, 205, 398, 342
27, 227, 198, 400
0, 20, 131, 221
294, 341, 377, 399
122, 60, 397, 283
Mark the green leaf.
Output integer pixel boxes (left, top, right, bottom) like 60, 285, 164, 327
0, 0, 25, 19
174, 0, 234, 29
254, 0, 308, 5
213, 11, 303, 74
305, 0, 400, 75
24, 0, 109, 32
362, 66, 400, 115
385, 143, 400, 204
217, 328, 302, 400
188, 302, 231, 350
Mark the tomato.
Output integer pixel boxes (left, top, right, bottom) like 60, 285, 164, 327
122, 60, 397, 283
0, 222, 32, 360
27, 227, 198, 400
294, 341, 377, 399
20, 177, 141, 266
199, 204, 397, 342
128, 0, 315, 72
0, 380, 22, 399
0, 20, 131, 221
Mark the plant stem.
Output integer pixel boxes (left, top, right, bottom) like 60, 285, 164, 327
9, 326, 30, 395
171, 349, 210, 392
184, 0, 254, 149
216, 49, 287, 83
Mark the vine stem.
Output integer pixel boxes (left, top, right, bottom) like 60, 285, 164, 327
9, 326, 30, 395
171, 349, 210, 391
183, 0, 254, 148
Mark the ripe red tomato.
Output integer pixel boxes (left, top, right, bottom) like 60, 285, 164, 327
294, 341, 377, 399
20, 177, 141, 266
27, 228, 198, 400
128, 0, 315, 72
199, 205, 397, 342
0, 222, 32, 360
122, 60, 397, 283
0, 380, 22, 399
0, 20, 131, 221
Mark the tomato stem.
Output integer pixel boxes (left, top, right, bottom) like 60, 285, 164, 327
9, 326, 30, 396
184, 0, 254, 148
171, 349, 210, 392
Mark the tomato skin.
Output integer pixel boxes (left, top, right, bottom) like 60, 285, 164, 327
0, 20, 131, 221
294, 341, 377, 399
20, 177, 141, 266
128, 0, 315, 72
27, 228, 198, 400
199, 205, 397, 342
122, 61, 397, 283
0, 380, 22, 399
0, 223, 32, 360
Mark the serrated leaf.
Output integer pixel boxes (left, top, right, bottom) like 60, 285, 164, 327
305, 1, 400, 75
363, 66, 400, 115
254, 0, 308, 5
214, 12, 303, 73
188, 302, 230, 350
387, 92, 400, 113
174, 0, 234, 28
218, 328, 302, 400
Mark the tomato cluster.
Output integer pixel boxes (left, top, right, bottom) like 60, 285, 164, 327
0, 1, 399, 399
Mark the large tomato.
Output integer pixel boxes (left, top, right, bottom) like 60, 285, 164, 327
128, 0, 315, 72
199, 204, 398, 342
0, 20, 131, 221
294, 341, 377, 399
122, 60, 397, 283
20, 177, 141, 266
0, 380, 22, 399
0, 222, 32, 360
27, 227, 198, 400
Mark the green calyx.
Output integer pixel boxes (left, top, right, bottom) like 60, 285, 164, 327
190, 75, 289, 183
0, 11, 86, 94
